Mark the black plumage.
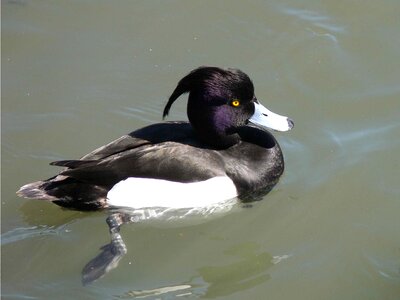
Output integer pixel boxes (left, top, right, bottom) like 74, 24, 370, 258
17, 66, 292, 210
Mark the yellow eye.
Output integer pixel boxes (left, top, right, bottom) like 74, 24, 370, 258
231, 99, 240, 107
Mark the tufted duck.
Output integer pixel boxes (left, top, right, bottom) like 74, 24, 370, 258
17, 66, 294, 211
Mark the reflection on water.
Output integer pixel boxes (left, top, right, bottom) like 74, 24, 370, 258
283, 121, 400, 191
19, 200, 92, 227
196, 242, 273, 298
281, 6, 345, 35
116, 284, 192, 299
326, 123, 400, 165
364, 252, 400, 284
115, 242, 286, 299
81, 202, 242, 285
1, 224, 70, 245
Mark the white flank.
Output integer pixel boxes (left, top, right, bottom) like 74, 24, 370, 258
106, 176, 238, 209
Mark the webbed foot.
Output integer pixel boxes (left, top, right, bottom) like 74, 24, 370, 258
81, 212, 132, 285
82, 234, 127, 285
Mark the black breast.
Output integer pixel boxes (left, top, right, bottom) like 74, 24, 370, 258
220, 126, 284, 198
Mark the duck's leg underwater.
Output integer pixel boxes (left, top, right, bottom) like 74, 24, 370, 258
82, 212, 135, 285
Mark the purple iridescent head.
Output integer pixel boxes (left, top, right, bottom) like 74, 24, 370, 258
163, 67, 293, 148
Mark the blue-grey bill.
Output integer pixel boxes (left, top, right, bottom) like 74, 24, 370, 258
249, 101, 294, 132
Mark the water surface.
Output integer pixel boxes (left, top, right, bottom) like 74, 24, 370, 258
2, 1, 400, 299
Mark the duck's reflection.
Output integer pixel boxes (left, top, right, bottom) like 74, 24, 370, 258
114, 242, 276, 298
197, 242, 273, 298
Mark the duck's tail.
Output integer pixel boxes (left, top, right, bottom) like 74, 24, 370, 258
17, 180, 58, 201
17, 176, 109, 211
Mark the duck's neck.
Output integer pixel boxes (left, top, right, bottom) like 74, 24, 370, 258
189, 114, 240, 149
197, 129, 240, 149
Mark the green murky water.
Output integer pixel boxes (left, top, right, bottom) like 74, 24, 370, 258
2, 1, 400, 299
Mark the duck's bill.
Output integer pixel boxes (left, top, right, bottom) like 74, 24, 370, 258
249, 101, 294, 132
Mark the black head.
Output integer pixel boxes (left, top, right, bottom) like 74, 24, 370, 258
163, 67, 257, 148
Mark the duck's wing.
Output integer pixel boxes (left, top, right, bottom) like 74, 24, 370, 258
79, 134, 150, 161
78, 121, 193, 161
50, 122, 193, 167
49, 122, 224, 188
59, 142, 225, 188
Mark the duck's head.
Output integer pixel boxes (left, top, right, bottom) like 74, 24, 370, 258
163, 67, 294, 148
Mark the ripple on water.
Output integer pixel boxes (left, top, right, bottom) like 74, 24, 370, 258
1, 224, 71, 245
281, 120, 400, 190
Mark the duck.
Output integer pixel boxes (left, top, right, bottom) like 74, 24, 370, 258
17, 66, 294, 211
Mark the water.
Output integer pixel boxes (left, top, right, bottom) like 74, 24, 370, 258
2, 0, 400, 299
